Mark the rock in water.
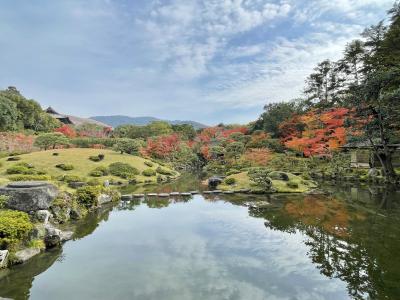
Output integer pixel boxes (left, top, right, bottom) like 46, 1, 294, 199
0, 250, 9, 269
14, 248, 41, 264
0, 181, 58, 212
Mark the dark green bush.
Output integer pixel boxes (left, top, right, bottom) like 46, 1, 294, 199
8, 174, 51, 181
55, 164, 74, 171
70, 138, 118, 148
0, 210, 33, 249
156, 166, 174, 176
108, 162, 139, 179
98, 154, 105, 160
6, 165, 36, 175
87, 178, 101, 186
75, 186, 103, 209
144, 161, 154, 167
58, 174, 84, 183
7, 156, 21, 161
89, 156, 101, 162
142, 168, 156, 177
286, 181, 299, 189
224, 177, 236, 185
89, 166, 108, 177
0, 195, 8, 209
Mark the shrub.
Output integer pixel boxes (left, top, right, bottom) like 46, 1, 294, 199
0, 195, 8, 209
226, 169, 240, 176
98, 154, 105, 160
156, 166, 174, 176
144, 161, 154, 167
248, 168, 273, 192
7, 156, 21, 161
224, 177, 236, 185
55, 164, 74, 171
89, 155, 101, 162
286, 181, 299, 189
89, 166, 108, 177
142, 168, 156, 177
58, 174, 83, 183
108, 162, 139, 179
0, 210, 33, 249
6, 165, 35, 175
52, 152, 59, 156
70, 137, 118, 148
268, 171, 290, 181
87, 178, 101, 186
75, 186, 103, 209
8, 174, 51, 181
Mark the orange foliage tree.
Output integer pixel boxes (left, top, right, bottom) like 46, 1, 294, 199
241, 148, 272, 166
281, 108, 350, 156
55, 125, 76, 138
142, 134, 181, 159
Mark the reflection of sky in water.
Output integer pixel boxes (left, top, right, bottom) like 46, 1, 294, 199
29, 196, 349, 300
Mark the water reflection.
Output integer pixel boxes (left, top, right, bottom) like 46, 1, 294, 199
0, 177, 399, 300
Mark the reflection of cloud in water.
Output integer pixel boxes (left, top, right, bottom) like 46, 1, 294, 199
28, 197, 348, 300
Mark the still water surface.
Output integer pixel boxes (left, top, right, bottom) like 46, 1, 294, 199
0, 177, 399, 300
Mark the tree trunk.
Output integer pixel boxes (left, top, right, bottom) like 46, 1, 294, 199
376, 151, 397, 183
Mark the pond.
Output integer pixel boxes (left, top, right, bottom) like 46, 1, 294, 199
0, 175, 400, 300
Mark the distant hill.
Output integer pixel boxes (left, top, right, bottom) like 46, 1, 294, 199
90, 115, 208, 129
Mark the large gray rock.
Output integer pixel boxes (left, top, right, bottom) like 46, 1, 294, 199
0, 181, 58, 212
0, 250, 9, 269
44, 225, 73, 248
208, 177, 223, 188
14, 248, 41, 264
98, 194, 113, 205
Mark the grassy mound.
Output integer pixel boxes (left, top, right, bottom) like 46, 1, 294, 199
218, 171, 317, 193
0, 149, 178, 187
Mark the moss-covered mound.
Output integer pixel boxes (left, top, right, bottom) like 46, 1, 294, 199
218, 171, 317, 193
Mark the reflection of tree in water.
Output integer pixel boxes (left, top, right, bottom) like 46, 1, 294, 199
251, 190, 400, 300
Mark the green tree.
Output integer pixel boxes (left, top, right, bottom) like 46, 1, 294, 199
338, 40, 365, 86
171, 124, 196, 140
226, 142, 245, 161
148, 121, 173, 136
0, 96, 20, 131
113, 138, 143, 155
34, 133, 70, 150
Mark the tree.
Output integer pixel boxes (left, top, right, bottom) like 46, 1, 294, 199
171, 124, 196, 140
248, 168, 273, 192
251, 101, 299, 138
225, 142, 245, 161
0, 96, 20, 131
338, 40, 365, 86
349, 68, 400, 181
34, 133, 70, 150
55, 125, 77, 138
113, 138, 143, 155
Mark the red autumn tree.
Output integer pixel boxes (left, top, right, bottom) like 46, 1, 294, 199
282, 108, 350, 156
55, 125, 76, 138
143, 134, 181, 159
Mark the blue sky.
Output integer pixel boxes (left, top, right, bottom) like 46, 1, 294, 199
0, 0, 394, 125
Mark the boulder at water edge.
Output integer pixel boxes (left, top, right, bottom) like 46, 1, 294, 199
0, 181, 59, 212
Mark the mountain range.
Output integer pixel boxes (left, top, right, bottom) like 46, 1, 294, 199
90, 115, 208, 129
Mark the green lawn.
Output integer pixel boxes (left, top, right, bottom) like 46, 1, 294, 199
0, 148, 178, 187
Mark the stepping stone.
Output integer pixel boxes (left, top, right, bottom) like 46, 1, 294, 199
223, 191, 234, 194
147, 193, 158, 197
180, 192, 192, 196
212, 190, 222, 194
121, 195, 133, 201
170, 192, 180, 196
237, 189, 250, 193
203, 191, 213, 194
190, 191, 199, 194
132, 194, 145, 198
158, 193, 170, 197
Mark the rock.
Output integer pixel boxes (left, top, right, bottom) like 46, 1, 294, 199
158, 193, 170, 197
60, 231, 74, 242
212, 190, 222, 194
132, 193, 145, 198
0, 181, 58, 212
69, 208, 82, 220
44, 225, 62, 248
121, 194, 133, 201
30, 224, 46, 240
190, 191, 199, 194
51, 206, 71, 223
170, 192, 180, 196
180, 192, 192, 196
147, 193, 157, 197
98, 194, 112, 205
103, 180, 110, 187
35, 210, 51, 224
14, 248, 41, 264
367, 168, 379, 177
68, 182, 86, 189
203, 191, 213, 194
208, 177, 223, 188
0, 250, 9, 269
223, 191, 234, 194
